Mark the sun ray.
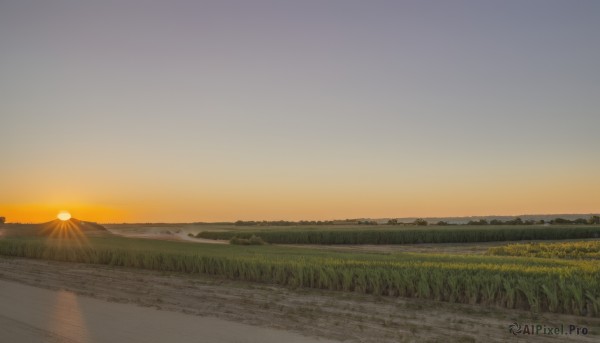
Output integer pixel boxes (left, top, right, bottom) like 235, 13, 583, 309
41, 216, 90, 249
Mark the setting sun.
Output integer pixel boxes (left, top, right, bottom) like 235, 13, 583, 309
57, 211, 71, 221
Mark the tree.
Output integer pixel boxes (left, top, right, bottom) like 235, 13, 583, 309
467, 219, 488, 225
387, 219, 398, 225
590, 216, 600, 225
436, 221, 449, 226
503, 217, 523, 225
413, 218, 428, 226
0, 217, 4, 224
552, 218, 572, 224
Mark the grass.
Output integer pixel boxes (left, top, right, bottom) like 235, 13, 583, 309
195, 225, 600, 244
0, 235, 598, 316
487, 240, 600, 260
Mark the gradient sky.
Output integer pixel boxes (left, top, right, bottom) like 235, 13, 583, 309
1, 0, 599, 223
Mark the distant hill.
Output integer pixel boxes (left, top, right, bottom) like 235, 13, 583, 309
0, 218, 109, 238
56, 218, 108, 231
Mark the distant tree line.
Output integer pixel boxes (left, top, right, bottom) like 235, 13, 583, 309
234, 220, 335, 226
466, 216, 600, 225
386, 218, 428, 226
552, 216, 600, 225
232, 217, 600, 227
0, 216, 5, 224
383, 216, 600, 226
467, 218, 535, 225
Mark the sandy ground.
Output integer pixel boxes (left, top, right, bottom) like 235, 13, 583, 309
104, 225, 228, 244
0, 279, 336, 343
1, 257, 598, 343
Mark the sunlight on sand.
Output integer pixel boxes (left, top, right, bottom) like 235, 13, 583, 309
48, 290, 91, 342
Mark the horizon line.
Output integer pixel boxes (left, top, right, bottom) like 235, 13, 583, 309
5, 212, 599, 225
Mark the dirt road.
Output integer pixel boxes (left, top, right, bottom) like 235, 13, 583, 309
0, 279, 337, 343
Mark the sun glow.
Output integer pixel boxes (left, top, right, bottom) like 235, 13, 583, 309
57, 211, 71, 221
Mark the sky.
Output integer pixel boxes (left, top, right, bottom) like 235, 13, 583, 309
1, 0, 599, 223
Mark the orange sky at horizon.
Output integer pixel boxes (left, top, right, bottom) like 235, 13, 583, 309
2, 152, 599, 223
3, 175, 598, 223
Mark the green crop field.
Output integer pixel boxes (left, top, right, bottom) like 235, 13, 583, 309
195, 225, 600, 244
488, 240, 600, 260
0, 235, 598, 317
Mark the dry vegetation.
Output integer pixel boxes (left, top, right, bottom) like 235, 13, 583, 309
488, 241, 600, 260
0, 235, 598, 317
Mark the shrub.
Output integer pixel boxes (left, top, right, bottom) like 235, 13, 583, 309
230, 235, 266, 245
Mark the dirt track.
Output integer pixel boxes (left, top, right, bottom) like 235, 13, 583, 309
0, 257, 598, 342
0, 279, 335, 343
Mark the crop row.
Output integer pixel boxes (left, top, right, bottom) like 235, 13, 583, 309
196, 226, 600, 244
488, 240, 600, 260
0, 237, 598, 317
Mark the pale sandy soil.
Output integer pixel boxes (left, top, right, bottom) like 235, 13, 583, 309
104, 225, 228, 244
0, 279, 335, 343
0, 257, 598, 343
